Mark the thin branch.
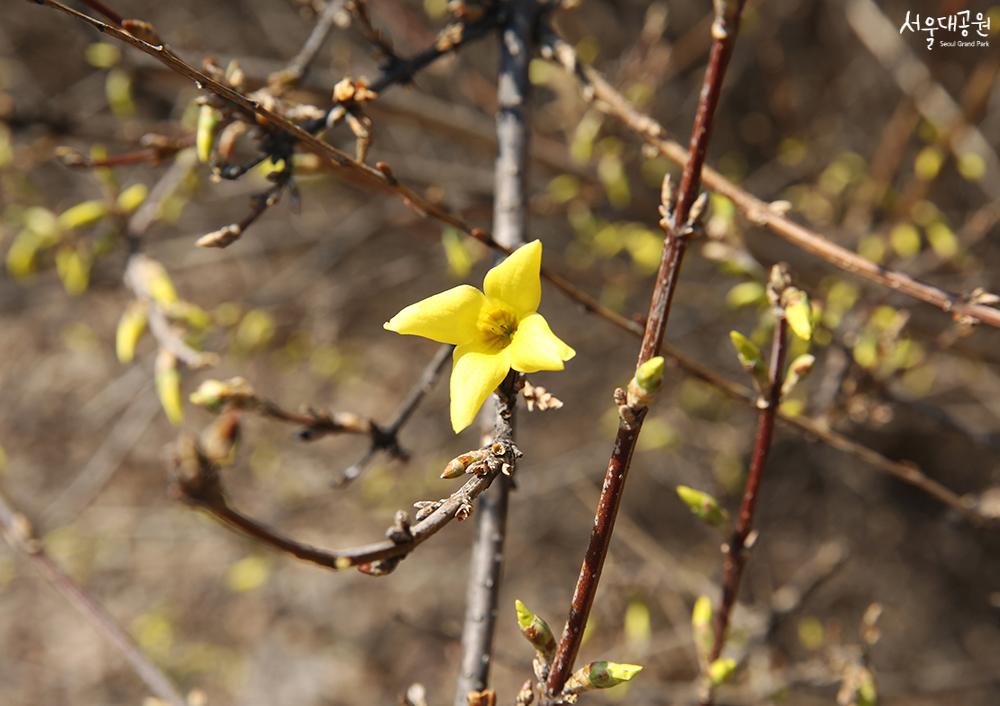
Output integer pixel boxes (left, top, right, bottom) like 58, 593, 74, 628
700, 306, 789, 706
335, 344, 453, 486
270, 0, 346, 88
455, 2, 536, 701
0, 490, 188, 706
546, 0, 750, 695
541, 31, 1000, 330
170, 410, 520, 574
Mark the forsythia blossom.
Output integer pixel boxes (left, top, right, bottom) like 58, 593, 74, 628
384, 240, 575, 432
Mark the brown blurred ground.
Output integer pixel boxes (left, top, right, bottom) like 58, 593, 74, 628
1, 1, 999, 705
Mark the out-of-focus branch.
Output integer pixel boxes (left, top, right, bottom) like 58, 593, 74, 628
546, 0, 750, 695
455, 2, 536, 702
541, 30, 1000, 330
269, 0, 346, 88
0, 490, 188, 706
335, 344, 453, 486
700, 284, 790, 706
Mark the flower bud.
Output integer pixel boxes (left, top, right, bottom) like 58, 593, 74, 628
676, 485, 728, 527
189, 377, 254, 410
441, 449, 489, 479
729, 331, 768, 392
708, 657, 737, 686
196, 104, 221, 163
691, 595, 714, 666
57, 200, 109, 230
514, 600, 556, 661
782, 288, 813, 341
627, 355, 665, 407
155, 350, 184, 425
782, 353, 815, 398
117, 183, 148, 213
116, 300, 148, 363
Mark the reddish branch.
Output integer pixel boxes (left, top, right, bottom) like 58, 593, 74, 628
701, 314, 789, 706
545, 0, 750, 695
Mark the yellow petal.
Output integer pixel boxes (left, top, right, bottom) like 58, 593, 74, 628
507, 313, 575, 373
483, 240, 542, 317
450, 343, 511, 433
384, 285, 484, 345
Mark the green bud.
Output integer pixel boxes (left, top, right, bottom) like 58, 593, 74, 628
155, 350, 184, 425
117, 183, 148, 213
57, 200, 109, 230
635, 356, 665, 392
23, 207, 59, 241
691, 596, 714, 666
627, 356, 666, 408
189, 377, 254, 410
196, 104, 221, 163
708, 657, 737, 686
729, 330, 769, 392
6, 230, 43, 279
676, 485, 728, 527
782, 288, 813, 341
781, 353, 815, 398
55, 246, 92, 296
514, 600, 556, 661
116, 300, 148, 363
564, 661, 643, 695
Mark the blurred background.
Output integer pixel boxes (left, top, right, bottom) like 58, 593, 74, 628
1, 1, 999, 704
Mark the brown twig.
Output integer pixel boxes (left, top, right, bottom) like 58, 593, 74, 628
700, 306, 790, 706
546, 0, 750, 695
454, 2, 536, 701
171, 395, 520, 575
0, 490, 188, 706
541, 30, 1000, 330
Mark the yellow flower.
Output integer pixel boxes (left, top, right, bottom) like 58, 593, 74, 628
384, 240, 575, 432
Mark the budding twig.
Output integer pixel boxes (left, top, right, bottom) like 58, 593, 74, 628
700, 281, 791, 706
546, 1, 749, 695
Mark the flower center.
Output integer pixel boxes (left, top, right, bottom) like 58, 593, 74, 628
477, 301, 518, 351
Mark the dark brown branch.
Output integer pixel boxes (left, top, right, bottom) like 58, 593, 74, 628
546, 1, 749, 695
0, 490, 188, 706
455, 2, 535, 701
542, 30, 1000, 330
700, 311, 789, 706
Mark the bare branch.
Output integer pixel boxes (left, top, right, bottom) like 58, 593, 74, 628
546, 0, 751, 695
